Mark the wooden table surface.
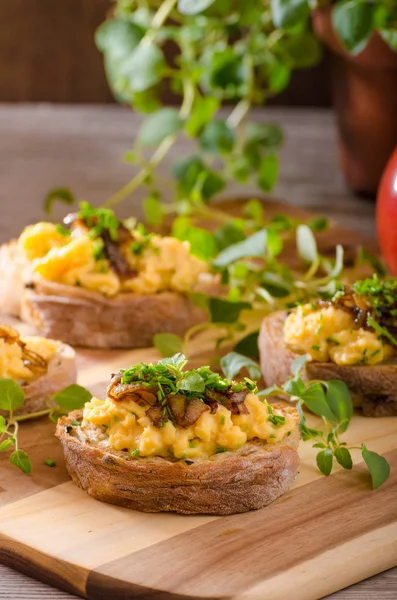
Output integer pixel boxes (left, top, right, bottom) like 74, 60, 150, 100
0, 105, 395, 599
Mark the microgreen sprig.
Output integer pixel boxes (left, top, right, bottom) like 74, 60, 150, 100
0, 379, 91, 475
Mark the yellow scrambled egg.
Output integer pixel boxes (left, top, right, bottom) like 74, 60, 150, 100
18, 222, 208, 297
0, 335, 58, 381
82, 393, 295, 459
284, 304, 394, 366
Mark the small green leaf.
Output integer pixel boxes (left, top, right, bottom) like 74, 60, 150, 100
299, 423, 324, 442
178, 372, 205, 393
334, 447, 353, 470
199, 120, 235, 154
307, 216, 329, 232
233, 331, 260, 361
213, 229, 268, 268
10, 450, 32, 475
172, 216, 218, 260
53, 384, 92, 411
257, 155, 279, 192
0, 379, 25, 412
324, 380, 353, 432
380, 29, 397, 52
186, 97, 220, 137
243, 199, 264, 226
283, 378, 305, 397
178, 0, 215, 15
332, 0, 374, 54
0, 438, 15, 452
139, 108, 183, 146
209, 298, 251, 324
313, 443, 326, 449
316, 448, 333, 476
296, 224, 318, 264
300, 383, 336, 422
0, 415, 6, 433
279, 32, 322, 68
143, 194, 163, 227
258, 384, 281, 397
291, 355, 307, 376
123, 43, 165, 93
220, 352, 261, 381
362, 445, 391, 489
271, 0, 310, 28
44, 187, 75, 215
214, 220, 246, 252
153, 333, 183, 358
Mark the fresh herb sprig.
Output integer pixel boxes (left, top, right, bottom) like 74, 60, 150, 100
220, 353, 391, 489
0, 379, 91, 474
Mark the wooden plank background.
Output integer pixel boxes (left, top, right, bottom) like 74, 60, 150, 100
0, 0, 332, 105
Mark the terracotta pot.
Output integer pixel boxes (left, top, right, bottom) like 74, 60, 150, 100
312, 7, 397, 196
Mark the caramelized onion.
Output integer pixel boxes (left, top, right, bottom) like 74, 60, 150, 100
168, 395, 208, 428
107, 373, 158, 405
0, 325, 48, 377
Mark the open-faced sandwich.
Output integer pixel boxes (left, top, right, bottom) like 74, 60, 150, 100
0, 203, 213, 348
56, 354, 299, 515
259, 275, 397, 417
0, 324, 76, 416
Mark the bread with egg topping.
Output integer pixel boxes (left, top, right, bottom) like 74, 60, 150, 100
259, 310, 397, 417
55, 355, 300, 514
56, 404, 299, 515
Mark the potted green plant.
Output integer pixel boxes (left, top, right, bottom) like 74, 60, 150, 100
311, 0, 397, 196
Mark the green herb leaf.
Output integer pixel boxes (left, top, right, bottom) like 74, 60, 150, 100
209, 298, 251, 324
283, 378, 305, 397
300, 383, 336, 422
332, 0, 374, 54
233, 331, 260, 361
324, 380, 353, 432
291, 355, 307, 377
0, 415, 6, 433
334, 447, 353, 470
186, 97, 220, 137
123, 43, 165, 93
220, 352, 261, 381
172, 216, 218, 260
257, 155, 279, 192
367, 316, 397, 347
10, 450, 32, 475
139, 108, 183, 146
44, 458, 56, 468
44, 187, 75, 215
214, 220, 246, 252
296, 224, 318, 264
316, 448, 333, 476
213, 229, 267, 267
178, 0, 215, 15
178, 372, 205, 393
271, 0, 310, 28
158, 353, 188, 370
199, 120, 235, 154
0, 379, 25, 412
154, 333, 183, 358
329, 245, 344, 278
0, 438, 15, 452
53, 384, 92, 411
307, 216, 329, 232
143, 194, 163, 227
361, 444, 391, 489
380, 29, 397, 52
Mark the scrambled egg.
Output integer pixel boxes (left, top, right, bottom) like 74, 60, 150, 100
0, 335, 58, 381
82, 393, 295, 459
284, 304, 394, 366
18, 222, 208, 297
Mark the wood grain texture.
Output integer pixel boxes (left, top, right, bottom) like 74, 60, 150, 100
0, 106, 391, 600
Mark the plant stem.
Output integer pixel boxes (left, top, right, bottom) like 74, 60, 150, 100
15, 408, 51, 423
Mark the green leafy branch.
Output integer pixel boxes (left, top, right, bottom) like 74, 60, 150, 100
0, 379, 91, 475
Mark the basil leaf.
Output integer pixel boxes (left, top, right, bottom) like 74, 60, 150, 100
233, 330, 260, 361
334, 447, 353, 470
332, 0, 374, 55
213, 229, 268, 267
199, 120, 235, 154
362, 445, 391, 489
300, 383, 336, 422
257, 154, 279, 192
178, 0, 215, 15
0, 379, 25, 412
271, 0, 310, 28
44, 187, 75, 215
209, 298, 251, 324
316, 448, 333, 476
10, 450, 32, 475
296, 224, 318, 264
290, 355, 307, 376
154, 333, 183, 358
220, 352, 261, 381
53, 384, 92, 411
0, 415, 6, 433
0, 438, 15, 452
178, 372, 205, 393
324, 380, 353, 432
139, 108, 183, 146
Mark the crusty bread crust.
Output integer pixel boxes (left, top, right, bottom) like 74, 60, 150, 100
259, 310, 397, 417
20, 279, 207, 349
0, 341, 76, 417
56, 405, 300, 515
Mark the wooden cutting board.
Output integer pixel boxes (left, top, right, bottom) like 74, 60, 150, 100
1, 200, 396, 600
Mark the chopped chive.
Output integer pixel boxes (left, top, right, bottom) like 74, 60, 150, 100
44, 458, 56, 467
130, 449, 140, 458
71, 420, 81, 426
311, 344, 321, 351
216, 447, 226, 454
220, 415, 225, 425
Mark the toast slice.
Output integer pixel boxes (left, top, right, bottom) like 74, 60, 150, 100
259, 310, 397, 417
56, 404, 300, 515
